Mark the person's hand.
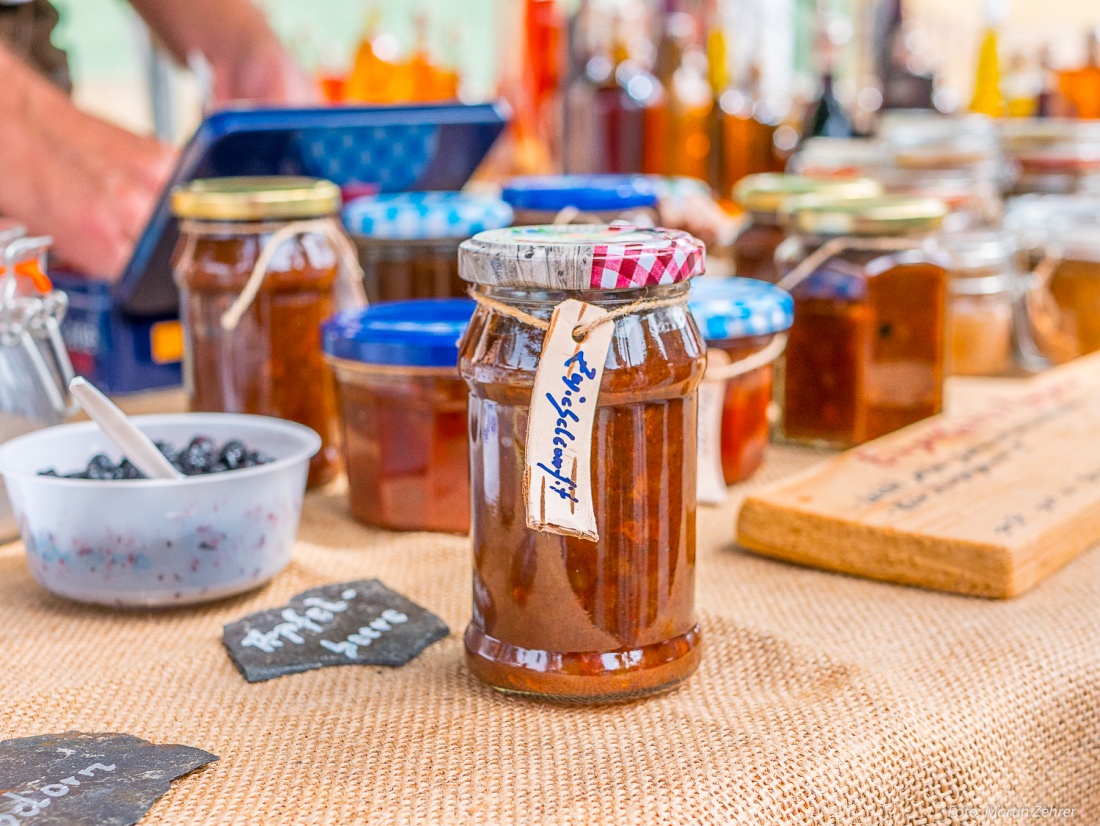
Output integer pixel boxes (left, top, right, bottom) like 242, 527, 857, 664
0, 47, 177, 280
210, 35, 318, 107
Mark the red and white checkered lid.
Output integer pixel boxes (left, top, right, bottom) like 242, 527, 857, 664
459, 224, 706, 290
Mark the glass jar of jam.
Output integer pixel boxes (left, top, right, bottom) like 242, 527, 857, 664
458, 225, 707, 703
323, 299, 473, 534
172, 177, 362, 488
688, 277, 792, 492
343, 192, 513, 303
1002, 120, 1100, 195
775, 196, 950, 449
502, 174, 659, 226
1042, 226, 1100, 357
732, 174, 881, 283
940, 231, 1035, 377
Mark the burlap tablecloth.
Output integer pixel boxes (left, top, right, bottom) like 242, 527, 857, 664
2, 380, 1098, 825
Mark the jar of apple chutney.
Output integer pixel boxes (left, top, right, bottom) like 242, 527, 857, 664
343, 191, 513, 303
732, 174, 881, 283
688, 277, 792, 500
171, 177, 365, 488
775, 196, 950, 449
322, 299, 474, 534
458, 224, 707, 703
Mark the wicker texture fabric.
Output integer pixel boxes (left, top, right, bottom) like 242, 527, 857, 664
2, 381, 1099, 825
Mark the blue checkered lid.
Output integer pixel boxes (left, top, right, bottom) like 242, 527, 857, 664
343, 191, 514, 240
689, 277, 793, 341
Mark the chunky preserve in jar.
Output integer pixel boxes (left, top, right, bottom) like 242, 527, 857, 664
458, 224, 707, 703
502, 174, 659, 226
776, 196, 949, 448
323, 299, 473, 534
172, 177, 362, 487
689, 277, 792, 489
343, 191, 512, 304
732, 174, 881, 283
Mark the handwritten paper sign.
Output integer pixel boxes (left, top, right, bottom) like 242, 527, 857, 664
222, 579, 449, 683
697, 350, 732, 506
524, 299, 614, 541
737, 351, 1100, 597
0, 732, 216, 826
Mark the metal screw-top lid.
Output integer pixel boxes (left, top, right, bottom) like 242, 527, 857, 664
459, 224, 706, 290
734, 174, 882, 215
789, 195, 948, 237
171, 177, 341, 221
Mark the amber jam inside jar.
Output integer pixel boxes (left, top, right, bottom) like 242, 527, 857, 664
322, 300, 474, 534
732, 174, 881, 283
1045, 227, 1100, 357
458, 225, 707, 703
171, 176, 359, 488
343, 192, 513, 303
776, 196, 950, 449
689, 277, 793, 487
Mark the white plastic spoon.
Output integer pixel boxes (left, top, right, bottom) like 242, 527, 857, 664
68, 377, 184, 480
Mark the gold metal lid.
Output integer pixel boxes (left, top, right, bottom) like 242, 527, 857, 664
733, 174, 881, 214
171, 177, 341, 221
789, 195, 948, 236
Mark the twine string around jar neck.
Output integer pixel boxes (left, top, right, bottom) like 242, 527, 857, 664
775, 236, 927, 294
703, 333, 788, 382
179, 217, 367, 331
468, 288, 689, 342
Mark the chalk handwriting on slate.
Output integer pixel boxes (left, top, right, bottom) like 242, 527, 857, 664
222, 579, 449, 683
0, 732, 216, 826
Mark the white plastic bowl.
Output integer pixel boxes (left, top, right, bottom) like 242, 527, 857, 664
0, 413, 320, 607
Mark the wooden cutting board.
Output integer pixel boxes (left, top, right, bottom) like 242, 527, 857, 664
737, 352, 1100, 598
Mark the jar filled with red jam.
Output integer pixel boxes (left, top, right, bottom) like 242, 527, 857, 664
688, 277, 793, 491
458, 225, 707, 703
775, 196, 950, 449
343, 192, 513, 303
732, 174, 881, 283
322, 299, 473, 534
172, 177, 361, 488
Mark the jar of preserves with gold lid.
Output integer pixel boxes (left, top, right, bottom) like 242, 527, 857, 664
775, 196, 950, 448
732, 174, 881, 283
458, 224, 706, 703
171, 176, 364, 488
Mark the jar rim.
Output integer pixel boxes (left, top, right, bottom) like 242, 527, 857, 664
171, 177, 340, 221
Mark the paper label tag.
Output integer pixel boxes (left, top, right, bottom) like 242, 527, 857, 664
698, 349, 730, 505
524, 299, 614, 541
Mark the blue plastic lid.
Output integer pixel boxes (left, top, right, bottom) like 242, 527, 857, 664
322, 299, 475, 368
689, 277, 794, 341
502, 175, 659, 213
342, 191, 513, 240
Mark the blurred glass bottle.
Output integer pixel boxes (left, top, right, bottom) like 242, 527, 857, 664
1059, 28, 1100, 119
970, 0, 1008, 117
801, 17, 854, 141
346, 5, 400, 103
645, 11, 712, 180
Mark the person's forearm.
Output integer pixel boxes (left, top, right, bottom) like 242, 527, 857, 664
127, 0, 273, 66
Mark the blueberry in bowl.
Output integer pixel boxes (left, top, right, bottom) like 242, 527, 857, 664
0, 413, 320, 607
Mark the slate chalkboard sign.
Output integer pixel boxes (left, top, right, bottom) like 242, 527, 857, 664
222, 579, 450, 683
0, 732, 216, 826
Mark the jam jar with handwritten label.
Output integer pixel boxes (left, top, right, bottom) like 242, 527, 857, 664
689, 277, 793, 490
732, 174, 881, 283
343, 191, 513, 303
172, 177, 363, 488
775, 196, 950, 449
323, 299, 473, 534
458, 225, 707, 703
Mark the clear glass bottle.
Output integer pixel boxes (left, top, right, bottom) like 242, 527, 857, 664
775, 196, 950, 448
458, 225, 706, 703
